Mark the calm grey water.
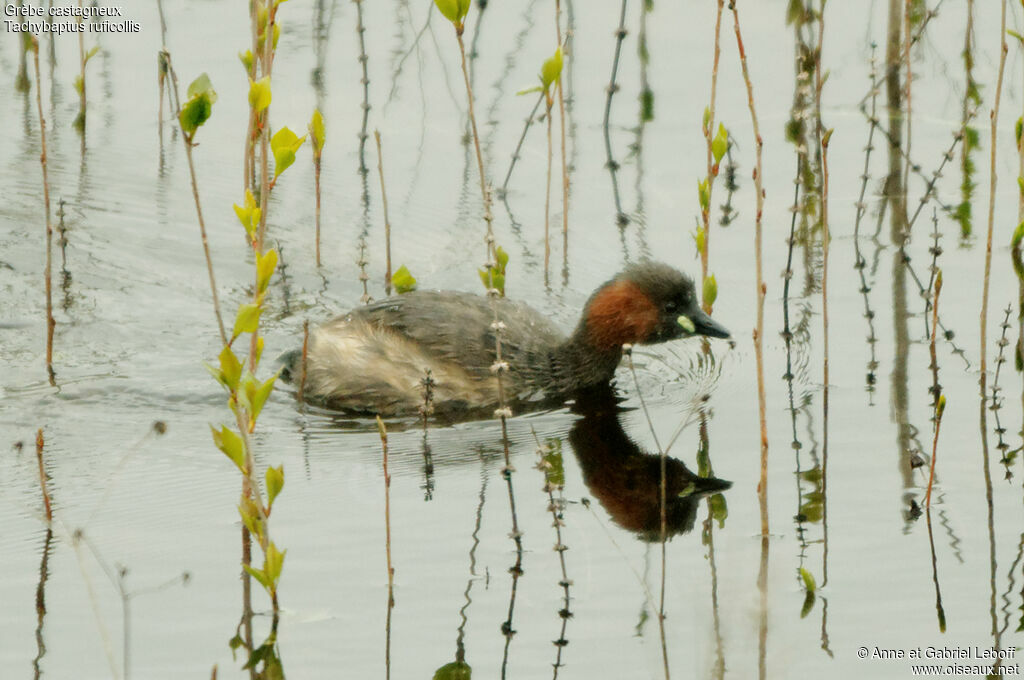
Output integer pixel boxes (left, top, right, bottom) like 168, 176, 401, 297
2, 1, 1024, 678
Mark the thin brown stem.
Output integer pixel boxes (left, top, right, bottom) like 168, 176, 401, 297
981, 0, 1008, 392
903, 0, 912, 205
816, 1, 830, 587
926, 274, 944, 508
502, 93, 545, 194
35, 429, 53, 524
164, 53, 229, 347
701, 0, 725, 314
556, 0, 570, 264
376, 417, 395, 680
31, 39, 56, 386
314, 148, 322, 267
624, 349, 670, 680
355, 0, 370, 171
453, 23, 520, 551
374, 130, 393, 295
544, 96, 553, 283
530, 430, 572, 678
75, 0, 85, 134
731, 0, 769, 537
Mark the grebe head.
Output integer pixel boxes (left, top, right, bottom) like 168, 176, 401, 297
579, 261, 730, 351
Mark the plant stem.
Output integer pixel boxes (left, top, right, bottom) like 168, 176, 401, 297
501, 92, 544, 193
556, 0, 569, 262
603, 0, 629, 225
355, 0, 370, 172
376, 416, 395, 680
32, 39, 56, 386
701, 0, 725, 313
926, 276, 943, 508
374, 130, 393, 295
816, 0, 830, 588
35, 428, 53, 523
981, 0, 1008, 395
164, 53, 229, 346
545, 95, 553, 283
731, 0, 769, 537
75, 0, 85, 134
903, 0, 912, 208
314, 145, 322, 267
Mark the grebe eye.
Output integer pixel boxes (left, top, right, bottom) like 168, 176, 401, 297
664, 301, 678, 313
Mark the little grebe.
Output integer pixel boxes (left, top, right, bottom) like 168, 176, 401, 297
282, 261, 729, 417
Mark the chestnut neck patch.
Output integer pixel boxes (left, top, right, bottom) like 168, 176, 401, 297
584, 279, 658, 350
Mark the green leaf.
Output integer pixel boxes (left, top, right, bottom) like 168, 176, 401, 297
250, 370, 280, 423
1013, 221, 1024, 249
711, 123, 728, 165
786, 0, 803, 25
265, 541, 286, 585
495, 245, 509, 272
204, 362, 227, 389
541, 438, 565, 487
211, 425, 245, 471
248, 76, 272, 113
479, 269, 505, 297
702, 106, 711, 132
20, 31, 35, 57
640, 88, 654, 122
73, 74, 84, 95
179, 97, 212, 136
84, 46, 100, 64
238, 496, 262, 541
433, 661, 473, 680
233, 189, 260, 239
703, 274, 718, 308
1009, 29, 1024, 45
254, 336, 265, 366
434, 0, 464, 24
238, 50, 253, 72
262, 648, 285, 680
800, 590, 816, 619
238, 372, 258, 418
310, 109, 326, 151
270, 126, 307, 178
179, 74, 217, 137
234, 303, 261, 337
694, 226, 706, 254
187, 73, 216, 100
243, 564, 272, 590
219, 346, 243, 391
936, 394, 946, 419
266, 465, 284, 510
257, 249, 278, 294
391, 264, 418, 293
540, 47, 563, 90
709, 492, 728, 527
516, 85, 544, 96
479, 247, 509, 297
800, 567, 817, 593
698, 177, 710, 211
